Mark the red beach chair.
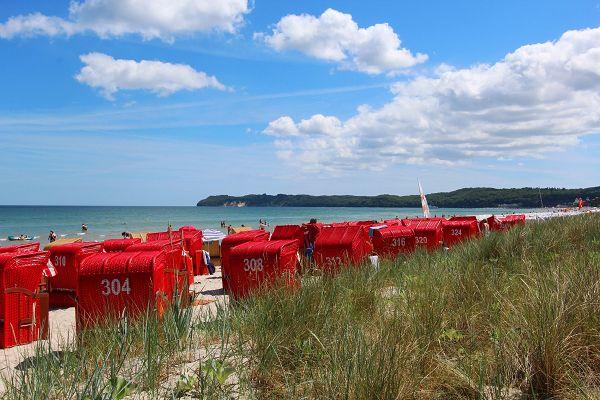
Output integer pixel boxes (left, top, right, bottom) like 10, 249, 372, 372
221, 230, 270, 292
313, 225, 373, 273
371, 225, 415, 258
0, 251, 50, 348
227, 240, 300, 299
76, 249, 184, 330
48, 242, 102, 308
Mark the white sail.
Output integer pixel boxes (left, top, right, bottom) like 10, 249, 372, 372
418, 180, 430, 218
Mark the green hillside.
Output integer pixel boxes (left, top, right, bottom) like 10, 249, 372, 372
197, 186, 600, 208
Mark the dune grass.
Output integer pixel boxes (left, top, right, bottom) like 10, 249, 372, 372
2, 213, 599, 399
223, 213, 600, 399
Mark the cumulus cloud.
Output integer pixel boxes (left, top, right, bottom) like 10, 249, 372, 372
0, 0, 249, 41
256, 8, 427, 74
75, 53, 226, 100
264, 27, 600, 172
0, 13, 77, 38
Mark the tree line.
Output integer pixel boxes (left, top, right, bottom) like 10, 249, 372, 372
197, 186, 600, 208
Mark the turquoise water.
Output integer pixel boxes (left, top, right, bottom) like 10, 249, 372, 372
0, 206, 539, 245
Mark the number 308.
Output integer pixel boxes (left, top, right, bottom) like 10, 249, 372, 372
243, 258, 264, 272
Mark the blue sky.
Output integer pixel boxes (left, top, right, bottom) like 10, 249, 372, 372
0, 0, 599, 205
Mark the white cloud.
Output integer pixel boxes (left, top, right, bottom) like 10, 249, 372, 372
256, 8, 427, 74
0, 0, 249, 41
75, 53, 226, 100
264, 27, 600, 172
0, 13, 77, 38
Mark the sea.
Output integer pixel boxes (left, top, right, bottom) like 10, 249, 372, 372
0, 206, 541, 245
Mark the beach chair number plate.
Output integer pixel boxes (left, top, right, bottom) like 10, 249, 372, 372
391, 238, 406, 247
243, 258, 264, 272
101, 278, 131, 296
54, 256, 67, 267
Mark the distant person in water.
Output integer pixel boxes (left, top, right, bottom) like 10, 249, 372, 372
81, 224, 88, 232
48, 230, 57, 242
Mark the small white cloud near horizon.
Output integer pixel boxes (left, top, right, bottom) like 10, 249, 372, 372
256, 8, 427, 74
263, 26, 600, 173
75, 53, 227, 100
0, 0, 250, 41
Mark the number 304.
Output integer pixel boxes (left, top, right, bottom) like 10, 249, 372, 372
101, 278, 131, 296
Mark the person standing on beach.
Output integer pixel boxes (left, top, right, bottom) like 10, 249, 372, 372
48, 230, 57, 242
482, 221, 490, 235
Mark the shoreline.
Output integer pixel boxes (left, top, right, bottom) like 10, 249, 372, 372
0, 207, 597, 246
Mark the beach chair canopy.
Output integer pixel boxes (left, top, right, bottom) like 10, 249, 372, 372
313, 225, 373, 272
371, 225, 415, 258
412, 221, 443, 251
0, 251, 49, 348
0, 242, 40, 254
227, 240, 300, 299
449, 215, 478, 222
401, 217, 447, 227
48, 242, 103, 308
102, 238, 141, 253
77, 249, 185, 330
220, 230, 270, 292
442, 220, 479, 248
270, 225, 305, 245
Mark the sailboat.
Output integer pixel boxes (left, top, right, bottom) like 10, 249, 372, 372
418, 180, 430, 218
